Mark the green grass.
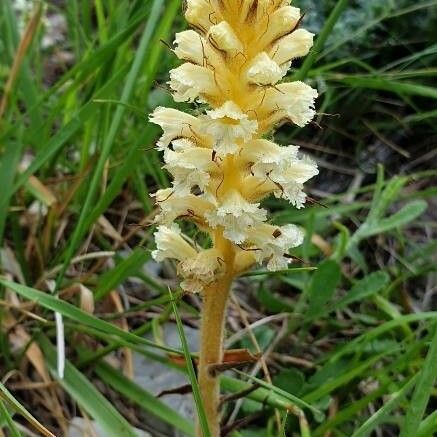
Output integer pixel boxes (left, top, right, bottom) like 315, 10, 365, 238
0, 0, 436, 436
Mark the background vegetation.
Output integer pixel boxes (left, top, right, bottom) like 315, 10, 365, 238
0, 0, 436, 436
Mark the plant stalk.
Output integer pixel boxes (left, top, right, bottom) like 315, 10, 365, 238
197, 277, 232, 436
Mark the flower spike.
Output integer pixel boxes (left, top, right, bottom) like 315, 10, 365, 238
149, 1, 319, 434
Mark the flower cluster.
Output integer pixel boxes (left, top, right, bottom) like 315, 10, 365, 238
150, 0, 318, 293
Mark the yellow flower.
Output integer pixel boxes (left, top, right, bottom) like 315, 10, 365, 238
179, 249, 225, 294
201, 101, 258, 155
151, 0, 318, 288
242, 223, 304, 271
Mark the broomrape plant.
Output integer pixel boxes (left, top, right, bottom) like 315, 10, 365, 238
150, 0, 318, 434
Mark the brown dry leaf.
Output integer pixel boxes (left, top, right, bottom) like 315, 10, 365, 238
0, 246, 26, 284
109, 291, 134, 379
98, 215, 124, 243
12, 326, 50, 383
79, 284, 95, 314
311, 233, 333, 256
6, 323, 67, 434
61, 283, 95, 314
26, 175, 58, 206
0, 3, 42, 118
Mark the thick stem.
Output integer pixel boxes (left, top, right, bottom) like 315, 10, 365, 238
197, 276, 232, 436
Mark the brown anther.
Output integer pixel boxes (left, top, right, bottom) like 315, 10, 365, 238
237, 244, 261, 252
272, 229, 282, 238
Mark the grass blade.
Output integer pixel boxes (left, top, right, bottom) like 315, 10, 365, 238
234, 370, 323, 419
351, 375, 419, 437
0, 140, 23, 246
294, 0, 349, 80
0, 400, 22, 437
400, 323, 437, 437
0, 278, 179, 355
168, 287, 211, 437
94, 248, 150, 300
242, 267, 317, 277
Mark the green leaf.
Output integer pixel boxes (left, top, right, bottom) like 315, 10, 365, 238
242, 267, 317, 277
417, 411, 437, 437
400, 323, 437, 437
331, 221, 351, 261
330, 77, 437, 100
234, 370, 323, 421
306, 259, 341, 319
329, 312, 437, 363
357, 200, 428, 240
37, 336, 139, 437
0, 140, 23, 246
333, 271, 390, 310
352, 375, 418, 437
294, 0, 349, 80
304, 354, 387, 404
95, 362, 194, 436
95, 248, 150, 300
273, 369, 305, 397
257, 287, 293, 313
0, 400, 22, 437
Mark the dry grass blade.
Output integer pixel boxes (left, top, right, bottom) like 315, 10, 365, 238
0, 382, 56, 437
0, 2, 42, 119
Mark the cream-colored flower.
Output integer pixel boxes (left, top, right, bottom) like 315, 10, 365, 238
179, 249, 224, 293
244, 223, 304, 271
164, 147, 216, 195
239, 139, 288, 171
152, 224, 197, 262
185, 0, 220, 34
208, 21, 243, 53
174, 30, 211, 66
258, 6, 301, 47
246, 52, 284, 85
205, 190, 267, 243
201, 101, 258, 155
270, 29, 314, 65
239, 140, 318, 207
169, 63, 217, 103
262, 82, 318, 127
149, 107, 202, 150
153, 188, 214, 224
272, 156, 319, 206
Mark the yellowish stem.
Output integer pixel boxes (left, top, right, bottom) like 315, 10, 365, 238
197, 231, 235, 437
